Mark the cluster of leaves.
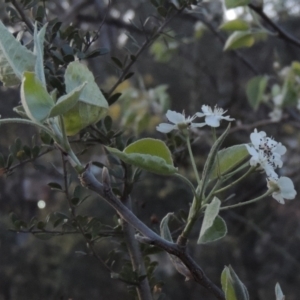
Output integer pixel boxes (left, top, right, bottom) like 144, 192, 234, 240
0, 136, 49, 176
246, 61, 300, 111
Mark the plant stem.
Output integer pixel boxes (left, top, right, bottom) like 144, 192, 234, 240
0, 118, 53, 137
174, 173, 197, 199
213, 166, 256, 195
186, 135, 201, 186
121, 197, 153, 300
107, 7, 183, 98
219, 190, 273, 211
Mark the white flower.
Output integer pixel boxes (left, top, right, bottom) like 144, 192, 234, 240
156, 110, 205, 133
246, 129, 287, 177
246, 144, 278, 178
196, 105, 234, 127
273, 94, 283, 106
269, 94, 283, 121
267, 176, 297, 204
269, 107, 282, 122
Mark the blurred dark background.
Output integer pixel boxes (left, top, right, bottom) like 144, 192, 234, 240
1, 0, 300, 299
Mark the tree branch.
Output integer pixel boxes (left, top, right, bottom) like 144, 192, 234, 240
116, 164, 152, 300
11, 0, 34, 33
107, 8, 183, 98
180, 13, 260, 75
248, 4, 300, 49
80, 164, 225, 300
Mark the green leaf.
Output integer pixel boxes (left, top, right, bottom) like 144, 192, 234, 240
198, 197, 227, 244
63, 61, 108, 135
275, 283, 285, 300
0, 20, 36, 86
106, 138, 177, 175
84, 48, 109, 59
200, 124, 230, 194
246, 75, 268, 110
124, 138, 174, 165
229, 266, 249, 300
292, 61, 300, 76
33, 22, 47, 86
13, 105, 29, 119
225, 0, 250, 9
48, 182, 62, 190
160, 213, 174, 242
210, 144, 249, 180
111, 56, 123, 69
221, 266, 237, 300
48, 82, 86, 117
219, 20, 250, 32
160, 212, 192, 280
224, 31, 255, 51
21, 72, 54, 122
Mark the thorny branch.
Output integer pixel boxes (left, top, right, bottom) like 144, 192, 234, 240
80, 165, 225, 300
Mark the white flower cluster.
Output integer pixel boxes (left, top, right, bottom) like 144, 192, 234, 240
156, 105, 234, 133
246, 129, 296, 204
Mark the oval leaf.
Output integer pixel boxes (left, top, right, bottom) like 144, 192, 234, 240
224, 31, 255, 51
33, 22, 47, 86
210, 144, 249, 180
246, 75, 268, 110
220, 20, 249, 32
275, 283, 285, 300
63, 102, 108, 136
160, 213, 174, 242
230, 266, 249, 300
221, 266, 249, 300
49, 82, 86, 118
225, 0, 250, 9
221, 266, 237, 300
63, 61, 108, 135
124, 138, 173, 165
0, 21, 36, 86
21, 72, 54, 122
106, 139, 177, 175
198, 197, 227, 244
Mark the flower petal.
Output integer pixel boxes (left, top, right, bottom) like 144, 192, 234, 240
205, 115, 221, 127
191, 122, 206, 128
166, 110, 185, 124
156, 123, 176, 133
278, 177, 297, 199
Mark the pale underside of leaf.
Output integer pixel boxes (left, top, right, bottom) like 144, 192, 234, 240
63, 102, 107, 136
64, 61, 108, 108
21, 72, 54, 122
106, 146, 178, 175
34, 22, 48, 86
0, 21, 36, 86
124, 138, 174, 165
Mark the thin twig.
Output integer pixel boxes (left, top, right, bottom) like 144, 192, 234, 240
180, 13, 260, 75
11, 0, 34, 33
248, 4, 300, 49
7, 148, 54, 173
82, 0, 111, 53
11, 228, 122, 237
119, 164, 152, 300
229, 118, 285, 134
60, 153, 113, 275
81, 165, 225, 300
107, 8, 183, 98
